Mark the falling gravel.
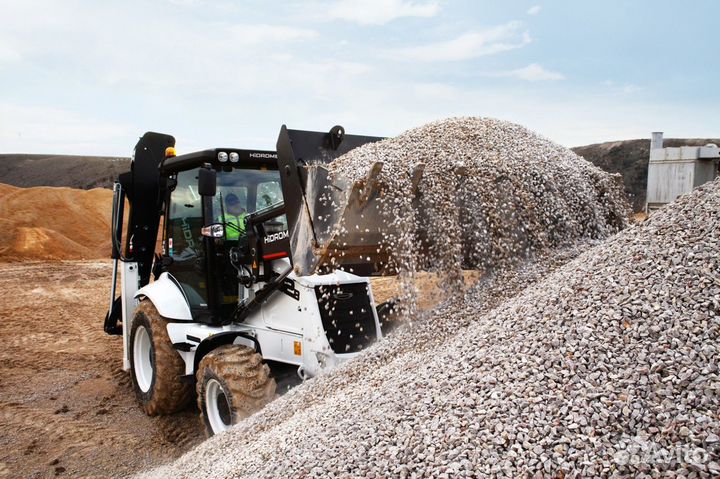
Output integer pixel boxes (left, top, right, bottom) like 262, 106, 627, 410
137, 120, 719, 478
314, 117, 629, 315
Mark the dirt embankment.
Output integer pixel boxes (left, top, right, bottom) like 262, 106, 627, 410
0, 184, 113, 261
4, 139, 719, 216
2, 136, 717, 216
0, 154, 130, 190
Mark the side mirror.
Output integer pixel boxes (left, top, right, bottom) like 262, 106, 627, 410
198, 167, 216, 196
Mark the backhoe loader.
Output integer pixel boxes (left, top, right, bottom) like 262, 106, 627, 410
104, 126, 396, 435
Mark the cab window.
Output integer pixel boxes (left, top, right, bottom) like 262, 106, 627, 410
166, 168, 208, 308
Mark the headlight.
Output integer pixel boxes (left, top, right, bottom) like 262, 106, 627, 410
229, 152, 239, 163
218, 151, 228, 163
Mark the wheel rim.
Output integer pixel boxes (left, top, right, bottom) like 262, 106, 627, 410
133, 325, 154, 393
206, 378, 232, 434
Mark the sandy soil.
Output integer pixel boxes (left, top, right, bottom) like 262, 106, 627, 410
0, 185, 113, 261
0, 260, 476, 478
0, 261, 203, 479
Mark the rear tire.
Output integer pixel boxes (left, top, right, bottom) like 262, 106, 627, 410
129, 301, 193, 415
196, 344, 276, 436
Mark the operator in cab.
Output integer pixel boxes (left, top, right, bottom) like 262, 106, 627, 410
220, 193, 247, 240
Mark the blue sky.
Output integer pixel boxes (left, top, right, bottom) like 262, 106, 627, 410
0, 0, 718, 155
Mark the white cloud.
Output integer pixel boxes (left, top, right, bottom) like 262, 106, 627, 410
527, 5, 541, 16
604, 80, 643, 94
327, 0, 441, 25
0, 6, 320, 91
486, 63, 565, 81
0, 43, 21, 63
621, 84, 642, 94
0, 0, 713, 156
167, 0, 203, 5
223, 24, 319, 44
412, 83, 459, 102
392, 21, 531, 61
0, 2, 333, 153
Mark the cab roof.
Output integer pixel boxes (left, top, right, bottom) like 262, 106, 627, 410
161, 148, 278, 174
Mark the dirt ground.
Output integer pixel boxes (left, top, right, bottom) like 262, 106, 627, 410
0, 260, 479, 478
0, 261, 203, 479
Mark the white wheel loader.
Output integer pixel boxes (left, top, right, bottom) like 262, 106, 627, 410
104, 126, 398, 435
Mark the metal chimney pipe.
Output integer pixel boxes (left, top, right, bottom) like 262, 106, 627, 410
651, 132, 664, 150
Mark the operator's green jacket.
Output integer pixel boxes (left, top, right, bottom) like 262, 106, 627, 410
218, 213, 247, 240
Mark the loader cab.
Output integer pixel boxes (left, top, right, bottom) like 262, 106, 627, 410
161, 148, 289, 324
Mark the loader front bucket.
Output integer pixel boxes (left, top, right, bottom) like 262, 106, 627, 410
276, 125, 391, 276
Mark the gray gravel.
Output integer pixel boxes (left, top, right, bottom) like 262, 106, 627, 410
137, 120, 718, 478
319, 117, 629, 315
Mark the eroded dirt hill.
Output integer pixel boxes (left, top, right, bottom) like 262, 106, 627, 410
0, 184, 113, 261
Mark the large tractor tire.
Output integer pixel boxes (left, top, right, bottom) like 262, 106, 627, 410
196, 344, 276, 436
129, 301, 193, 415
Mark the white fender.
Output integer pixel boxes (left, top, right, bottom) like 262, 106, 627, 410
134, 273, 192, 321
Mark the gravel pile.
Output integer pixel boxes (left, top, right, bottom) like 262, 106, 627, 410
137, 119, 718, 477
144, 178, 718, 479
319, 117, 629, 313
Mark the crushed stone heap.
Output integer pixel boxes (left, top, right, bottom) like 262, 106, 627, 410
139, 141, 718, 476
318, 117, 629, 311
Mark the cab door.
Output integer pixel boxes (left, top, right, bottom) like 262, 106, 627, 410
165, 168, 210, 313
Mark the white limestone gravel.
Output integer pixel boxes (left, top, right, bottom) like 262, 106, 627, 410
317, 117, 629, 315
137, 120, 719, 478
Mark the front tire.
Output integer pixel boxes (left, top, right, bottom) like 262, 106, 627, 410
196, 344, 276, 436
129, 301, 193, 415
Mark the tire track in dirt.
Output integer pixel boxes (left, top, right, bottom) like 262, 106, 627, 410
0, 400, 142, 452
0, 261, 204, 478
